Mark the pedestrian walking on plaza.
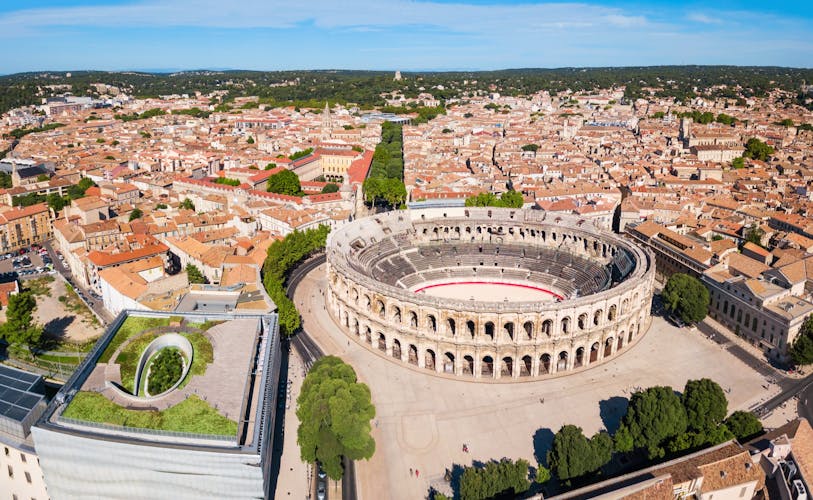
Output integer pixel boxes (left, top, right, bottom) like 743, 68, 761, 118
410, 468, 413, 477
416, 469, 419, 478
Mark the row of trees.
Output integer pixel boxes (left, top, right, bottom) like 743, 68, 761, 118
364, 121, 407, 208
296, 356, 376, 480
464, 190, 524, 209
261, 225, 330, 335
213, 177, 241, 187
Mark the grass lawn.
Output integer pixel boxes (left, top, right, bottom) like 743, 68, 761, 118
99, 316, 170, 363
25, 276, 55, 296
63, 391, 237, 436
115, 330, 214, 393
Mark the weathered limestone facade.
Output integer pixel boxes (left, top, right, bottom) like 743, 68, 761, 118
326, 208, 655, 380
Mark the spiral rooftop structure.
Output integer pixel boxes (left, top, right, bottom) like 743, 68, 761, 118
326, 207, 655, 380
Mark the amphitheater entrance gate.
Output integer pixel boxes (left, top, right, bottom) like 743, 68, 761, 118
557, 351, 568, 372
377, 333, 386, 352
501, 357, 513, 377
392, 339, 402, 360
604, 338, 614, 357
425, 350, 436, 371
540, 354, 551, 375
575, 347, 584, 368
463, 355, 474, 376
590, 342, 600, 363
617, 336, 624, 350
443, 353, 455, 374
408, 345, 418, 365
482, 356, 494, 377
520, 355, 532, 376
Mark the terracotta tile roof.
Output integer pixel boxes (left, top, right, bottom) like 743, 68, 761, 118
86, 241, 168, 268
0, 202, 49, 222
727, 253, 770, 279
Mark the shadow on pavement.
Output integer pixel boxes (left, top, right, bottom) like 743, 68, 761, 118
532, 427, 555, 466
599, 396, 629, 434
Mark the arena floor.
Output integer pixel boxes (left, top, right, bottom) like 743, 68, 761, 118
412, 281, 562, 302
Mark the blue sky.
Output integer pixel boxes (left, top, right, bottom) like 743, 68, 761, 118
0, 0, 811, 74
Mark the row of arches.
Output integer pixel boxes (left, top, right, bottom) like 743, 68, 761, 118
348, 318, 644, 379
336, 289, 641, 343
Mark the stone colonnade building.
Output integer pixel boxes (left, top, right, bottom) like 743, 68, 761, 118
326, 207, 655, 380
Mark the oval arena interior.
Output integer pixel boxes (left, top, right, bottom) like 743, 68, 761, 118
326, 207, 655, 380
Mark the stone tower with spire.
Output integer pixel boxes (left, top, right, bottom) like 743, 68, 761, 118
321, 102, 333, 141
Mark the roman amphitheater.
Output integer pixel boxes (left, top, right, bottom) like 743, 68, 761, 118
325, 207, 655, 380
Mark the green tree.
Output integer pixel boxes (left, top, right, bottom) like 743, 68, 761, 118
179, 198, 195, 211
147, 348, 184, 395
321, 183, 340, 194
744, 225, 764, 247
683, 378, 728, 432
547, 425, 613, 481
521, 144, 540, 152
185, 264, 208, 284
790, 315, 813, 365
459, 458, 531, 500
499, 190, 524, 208
535, 465, 551, 484
662, 273, 710, 324
212, 177, 241, 186
743, 138, 774, 161
289, 147, 314, 161
267, 169, 303, 196
296, 356, 375, 480
725, 411, 764, 441
0, 171, 11, 188
465, 192, 500, 207
618, 386, 688, 459
36, 174, 50, 182
246, 136, 255, 144
264, 162, 277, 170
732, 157, 745, 169
128, 208, 143, 221
0, 291, 42, 350
47, 193, 68, 212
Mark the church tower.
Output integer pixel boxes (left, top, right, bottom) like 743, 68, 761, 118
321, 102, 333, 141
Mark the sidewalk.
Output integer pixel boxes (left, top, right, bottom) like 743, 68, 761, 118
275, 349, 312, 499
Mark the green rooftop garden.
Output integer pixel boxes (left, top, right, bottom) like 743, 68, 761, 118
99, 316, 171, 363
63, 392, 238, 437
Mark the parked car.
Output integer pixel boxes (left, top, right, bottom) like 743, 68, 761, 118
317, 481, 326, 500
668, 314, 686, 328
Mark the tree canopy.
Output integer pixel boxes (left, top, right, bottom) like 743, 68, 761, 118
662, 273, 710, 324
0, 291, 42, 350
459, 458, 531, 500
179, 198, 195, 211
185, 263, 207, 284
465, 190, 524, 208
266, 169, 303, 196
790, 315, 813, 365
321, 183, 340, 194
128, 208, 143, 221
683, 378, 728, 433
743, 138, 774, 161
296, 356, 375, 480
725, 411, 764, 441
365, 121, 406, 208
548, 425, 613, 481
616, 386, 688, 459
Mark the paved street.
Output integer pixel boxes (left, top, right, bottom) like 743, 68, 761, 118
295, 262, 775, 500
43, 240, 114, 324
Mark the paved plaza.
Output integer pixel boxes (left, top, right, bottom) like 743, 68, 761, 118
295, 263, 775, 500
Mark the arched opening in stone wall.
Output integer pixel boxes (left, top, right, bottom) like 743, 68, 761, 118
410, 311, 418, 328
604, 337, 614, 357
578, 313, 587, 330
575, 347, 585, 368
427, 315, 437, 333
621, 299, 629, 315
466, 320, 476, 338
523, 321, 533, 340
392, 306, 401, 324
542, 319, 552, 337
447, 318, 456, 337
376, 300, 385, 318
364, 295, 371, 311
408, 345, 418, 365
594, 310, 602, 326
504, 322, 514, 341
520, 355, 532, 376
617, 336, 624, 350
484, 322, 495, 340
392, 339, 402, 360
463, 355, 474, 376
590, 342, 600, 362
608, 305, 617, 321
443, 352, 455, 374
561, 317, 570, 335
557, 351, 568, 371
482, 356, 494, 377
501, 357, 513, 378
365, 327, 372, 344
540, 353, 551, 375
628, 329, 634, 343
425, 350, 436, 371
377, 333, 386, 352
353, 319, 359, 336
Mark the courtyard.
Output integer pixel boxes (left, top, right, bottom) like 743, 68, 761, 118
294, 263, 776, 500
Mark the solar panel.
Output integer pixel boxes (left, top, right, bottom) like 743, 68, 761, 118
0, 365, 46, 423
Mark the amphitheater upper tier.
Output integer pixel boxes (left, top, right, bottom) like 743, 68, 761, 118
326, 207, 655, 380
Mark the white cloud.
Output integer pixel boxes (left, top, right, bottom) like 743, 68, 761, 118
686, 13, 723, 25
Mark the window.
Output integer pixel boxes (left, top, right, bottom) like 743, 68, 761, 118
20, 453, 26, 462
25, 471, 31, 483
7, 465, 13, 478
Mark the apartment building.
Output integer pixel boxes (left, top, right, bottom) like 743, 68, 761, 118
0, 203, 52, 253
